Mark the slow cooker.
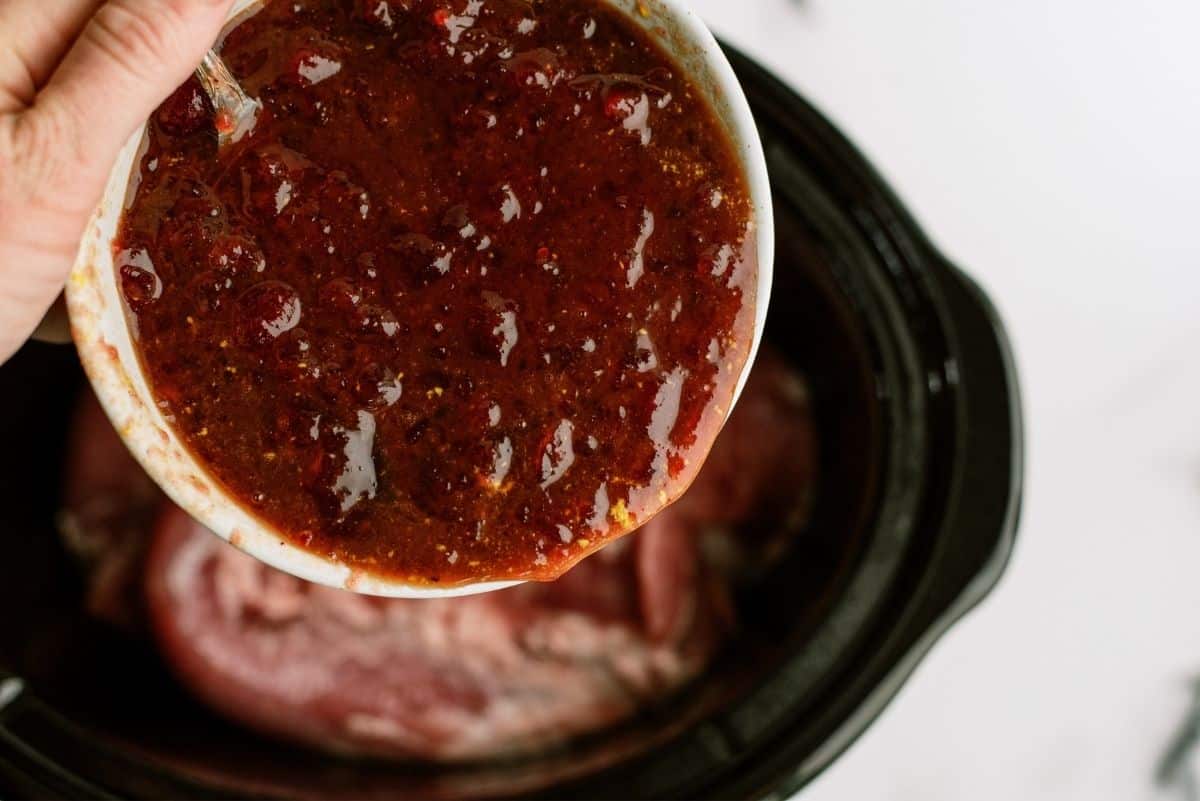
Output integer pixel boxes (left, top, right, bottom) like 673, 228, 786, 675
0, 45, 1022, 799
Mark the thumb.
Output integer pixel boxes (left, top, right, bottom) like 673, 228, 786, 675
33, 0, 234, 178
0, 0, 233, 362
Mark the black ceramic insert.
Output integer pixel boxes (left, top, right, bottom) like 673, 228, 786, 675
0, 44, 1022, 800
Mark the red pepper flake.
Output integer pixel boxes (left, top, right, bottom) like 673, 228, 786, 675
214, 109, 236, 136
603, 87, 642, 120
432, 7, 450, 26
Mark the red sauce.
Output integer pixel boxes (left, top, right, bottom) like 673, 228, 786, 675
115, 0, 757, 585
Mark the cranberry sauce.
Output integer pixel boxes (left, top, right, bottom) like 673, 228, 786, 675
115, 0, 756, 584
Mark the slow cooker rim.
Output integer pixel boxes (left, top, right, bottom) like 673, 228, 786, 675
695, 46, 1023, 800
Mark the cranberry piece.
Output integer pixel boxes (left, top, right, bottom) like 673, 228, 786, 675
577, 14, 598, 40
355, 251, 381, 283
208, 234, 265, 276
391, 233, 454, 279
159, 215, 217, 272
499, 48, 567, 91
117, 248, 163, 311
441, 204, 471, 231
156, 78, 210, 136
269, 327, 315, 381
351, 363, 401, 407
240, 146, 313, 221
228, 47, 270, 79
189, 270, 232, 314
665, 453, 685, 478
235, 281, 302, 347
355, 304, 399, 337
285, 48, 318, 82
357, 0, 395, 28
458, 106, 500, 137
603, 87, 645, 120
319, 277, 362, 311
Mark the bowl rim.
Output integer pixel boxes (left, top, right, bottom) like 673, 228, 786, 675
63, 0, 775, 598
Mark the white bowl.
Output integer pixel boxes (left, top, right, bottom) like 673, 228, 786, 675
65, 0, 774, 598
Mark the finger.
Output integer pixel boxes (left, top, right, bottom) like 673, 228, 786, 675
32, 0, 234, 169
0, 211, 81, 362
0, 0, 102, 112
0, 0, 234, 363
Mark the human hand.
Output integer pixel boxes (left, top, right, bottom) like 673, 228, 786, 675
0, 0, 235, 362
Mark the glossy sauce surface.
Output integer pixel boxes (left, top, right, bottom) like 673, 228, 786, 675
116, 0, 756, 584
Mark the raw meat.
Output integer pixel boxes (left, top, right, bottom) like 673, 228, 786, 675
144, 503, 725, 761
59, 389, 159, 629
59, 347, 815, 761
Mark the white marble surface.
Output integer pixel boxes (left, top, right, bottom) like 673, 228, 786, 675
684, 1, 1200, 799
